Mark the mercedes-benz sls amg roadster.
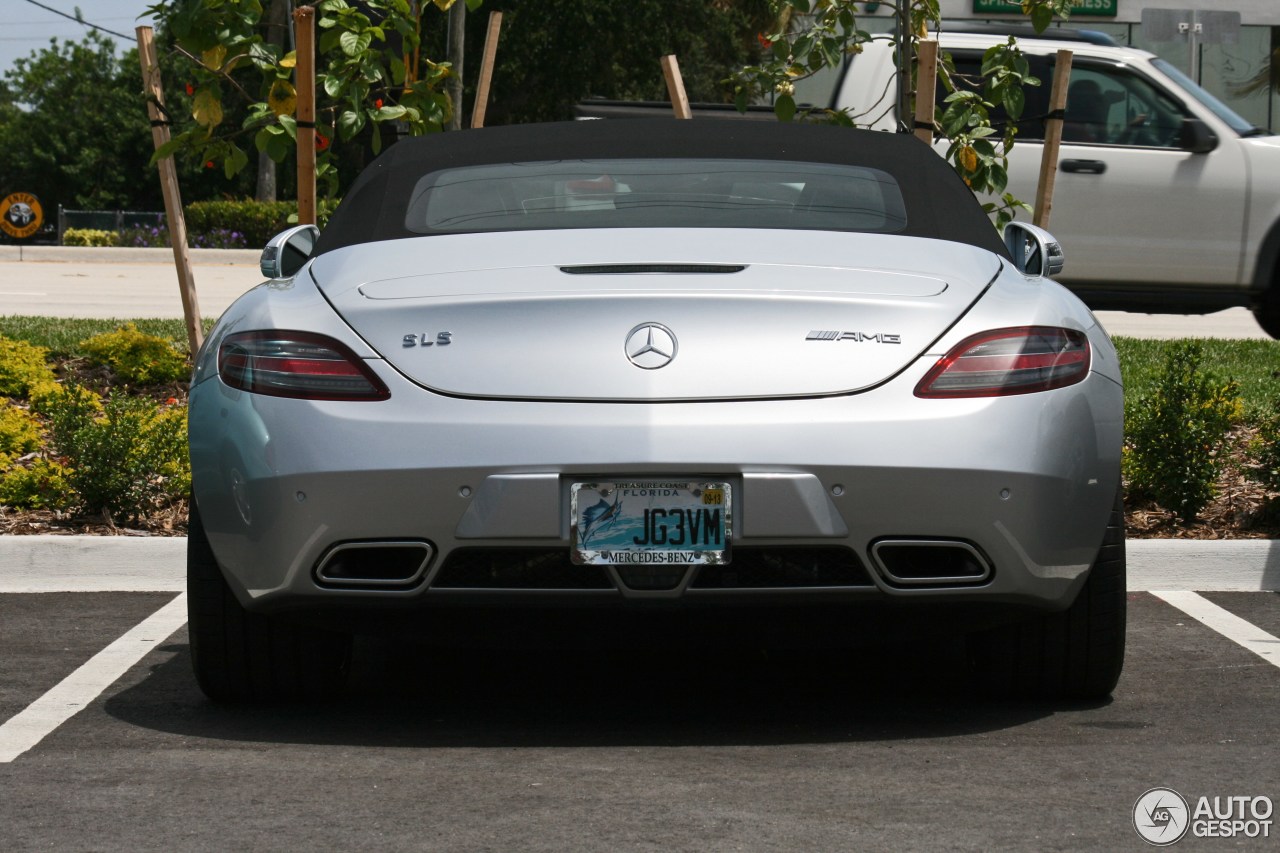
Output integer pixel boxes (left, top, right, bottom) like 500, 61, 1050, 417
187, 119, 1124, 702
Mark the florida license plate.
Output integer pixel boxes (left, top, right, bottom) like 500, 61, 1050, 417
571, 481, 731, 566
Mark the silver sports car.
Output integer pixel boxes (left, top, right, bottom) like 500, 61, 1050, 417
187, 119, 1124, 702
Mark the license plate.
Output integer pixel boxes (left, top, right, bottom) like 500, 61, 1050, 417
571, 481, 732, 566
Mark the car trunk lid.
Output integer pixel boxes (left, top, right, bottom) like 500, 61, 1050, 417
311, 229, 1000, 401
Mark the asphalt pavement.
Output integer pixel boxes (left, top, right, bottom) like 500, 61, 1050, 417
0, 246, 1272, 339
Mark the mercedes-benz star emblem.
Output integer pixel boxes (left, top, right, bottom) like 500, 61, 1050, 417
624, 322, 678, 370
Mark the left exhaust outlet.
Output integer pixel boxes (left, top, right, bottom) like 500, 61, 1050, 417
314, 541, 434, 588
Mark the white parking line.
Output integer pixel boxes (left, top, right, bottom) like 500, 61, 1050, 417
0, 593, 188, 763
1151, 590, 1280, 669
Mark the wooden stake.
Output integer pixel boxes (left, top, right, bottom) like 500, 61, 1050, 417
661, 55, 693, 120
470, 11, 503, 129
1034, 49, 1073, 229
294, 6, 317, 226
136, 26, 203, 356
913, 39, 939, 145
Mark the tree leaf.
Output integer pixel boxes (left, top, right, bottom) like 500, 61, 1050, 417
338, 109, 365, 140
191, 89, 223, 128
339, 30, 372, 57
1031, 6, 1054, 34
1003, 85, 1025, 120
774, 94, 796, 123
201, 45, 226, 71
267, 79, 297, 116
279, 51, 297, 69
224, 145, 249, 179
432, 0, 458, 10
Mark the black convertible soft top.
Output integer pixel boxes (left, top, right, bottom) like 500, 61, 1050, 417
314, 119, 1009, 257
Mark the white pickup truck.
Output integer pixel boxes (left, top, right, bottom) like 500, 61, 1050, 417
578, 25, 1280, 337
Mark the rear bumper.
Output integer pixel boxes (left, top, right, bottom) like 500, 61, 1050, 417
190, 361, 1123, 615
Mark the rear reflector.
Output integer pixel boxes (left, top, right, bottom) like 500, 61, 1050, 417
219, 331, 390, 400
914, 326, 1090, 398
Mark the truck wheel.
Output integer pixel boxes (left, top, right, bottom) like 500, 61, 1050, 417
1252, 291, 1280, 339
188, 503, 352, 702
969, 489, 1126, 700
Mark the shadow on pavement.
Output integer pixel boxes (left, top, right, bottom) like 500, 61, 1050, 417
104, 629, 1100, 748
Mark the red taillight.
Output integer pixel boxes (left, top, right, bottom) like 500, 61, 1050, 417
914, 326, 1090, 398
218, 331, 390, 401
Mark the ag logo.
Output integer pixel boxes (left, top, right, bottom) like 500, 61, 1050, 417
0, 192, 43, 240
1134, 787, 1190, 846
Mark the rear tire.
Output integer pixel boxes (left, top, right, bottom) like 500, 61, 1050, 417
188, 503, 352, 702
969, 489, 1126, 700
1252, 295, 1280, 340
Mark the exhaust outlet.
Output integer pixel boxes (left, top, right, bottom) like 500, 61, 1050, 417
870, 540, 992, 587
314, 541, 434, 588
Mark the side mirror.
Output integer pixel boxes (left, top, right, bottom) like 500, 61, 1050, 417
1003, 221, 1065, 278
260, 224, 319, 279
1179, 117, 1218, 154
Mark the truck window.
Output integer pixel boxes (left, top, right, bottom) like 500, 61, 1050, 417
944, 53, 1188, 148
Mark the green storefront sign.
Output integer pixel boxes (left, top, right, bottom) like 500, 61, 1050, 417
973, 0, 1117, 16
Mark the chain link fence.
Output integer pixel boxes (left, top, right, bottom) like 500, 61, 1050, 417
57, 207, 165, 243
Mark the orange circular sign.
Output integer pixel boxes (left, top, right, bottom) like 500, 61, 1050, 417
1, 192, 44, 240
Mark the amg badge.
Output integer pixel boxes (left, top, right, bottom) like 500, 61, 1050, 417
807, 330, 901, 344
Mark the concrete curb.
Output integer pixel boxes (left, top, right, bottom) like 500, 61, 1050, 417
0, 536, 1276, 594
0, 246, 260, 265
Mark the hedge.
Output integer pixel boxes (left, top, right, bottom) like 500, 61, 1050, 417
184, 199, 340, 248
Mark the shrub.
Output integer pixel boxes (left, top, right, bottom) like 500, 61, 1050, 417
1124, 341, 1241, 521
1249, 397, 1280, 494
0, 403, 41, 467
185, 198, 339, 248
63, 228, 120, 247
0, 336, 58, 399
117, 220, 170, 248
42, 386, 190, 521
116, 219, 250, 249
0, 458, 75, 510
80, 323, 189, 385
29, 381, 101, 418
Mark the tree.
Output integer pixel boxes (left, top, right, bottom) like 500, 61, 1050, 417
0, 33, 163, 213
0, 31, 259, 215
146, 0, 479, 196
731, 0, 1077, 228
438, 0, 773, 125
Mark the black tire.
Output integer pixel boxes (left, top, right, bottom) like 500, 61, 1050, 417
188, 503, 352, 702
969, 489, 1126, 701
1252, 295, 1280, 340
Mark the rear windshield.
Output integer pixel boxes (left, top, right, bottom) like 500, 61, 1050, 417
403, 159, 908, 235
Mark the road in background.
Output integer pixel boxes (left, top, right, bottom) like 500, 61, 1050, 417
0, 247, 260, 320
0, 246, 1272, 339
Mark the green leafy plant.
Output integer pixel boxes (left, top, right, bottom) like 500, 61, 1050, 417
0, 336, 58, 399
186, 198, 340, 247
147, 0, 481, 192
1248, 396, 1280, 494
0, 458, 75, 510
62, 228, 121, 247
1124, 341, 1242, 521
80, 324, 190, 385
42, 387, 190, 522
0, 403, 41, 468
730, 0, 1075, 228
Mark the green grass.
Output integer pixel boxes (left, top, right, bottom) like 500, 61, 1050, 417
1112, 336, 1280, 420
0, 317, 218, 357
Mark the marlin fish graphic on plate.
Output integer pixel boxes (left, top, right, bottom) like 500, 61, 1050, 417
579, 492, 623, 544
